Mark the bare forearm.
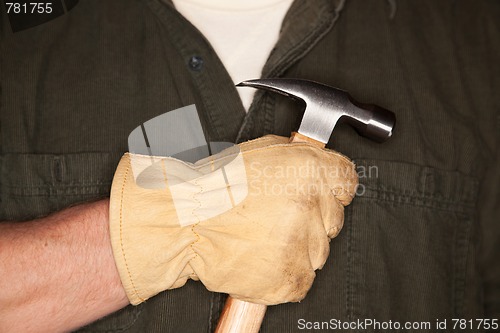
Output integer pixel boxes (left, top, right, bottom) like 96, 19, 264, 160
0, 199, 129, 333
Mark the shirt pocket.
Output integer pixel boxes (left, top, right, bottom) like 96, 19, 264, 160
0, 152, 143, 331
346, 159, 480, 323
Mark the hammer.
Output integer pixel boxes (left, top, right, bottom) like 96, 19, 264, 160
215, 78, 396, 333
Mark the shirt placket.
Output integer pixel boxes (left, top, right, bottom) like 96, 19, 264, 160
146, 0, 246, 144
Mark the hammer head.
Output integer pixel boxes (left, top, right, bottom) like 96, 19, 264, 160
237, 78, 395, 144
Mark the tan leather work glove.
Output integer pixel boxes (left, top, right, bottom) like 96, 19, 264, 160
109, 135, 357, 305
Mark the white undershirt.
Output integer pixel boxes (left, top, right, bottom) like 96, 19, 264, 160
172, 0, 294, 111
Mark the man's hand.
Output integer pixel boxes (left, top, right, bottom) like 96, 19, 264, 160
0, 200, 129, 333
110, 135, 358, 305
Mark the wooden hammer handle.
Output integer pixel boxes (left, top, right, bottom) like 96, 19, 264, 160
215, 298, 267, 333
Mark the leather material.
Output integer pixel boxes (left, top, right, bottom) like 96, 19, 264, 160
109, 135, 357, 306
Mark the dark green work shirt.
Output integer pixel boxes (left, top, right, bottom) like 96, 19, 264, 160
1, 0, 499, 332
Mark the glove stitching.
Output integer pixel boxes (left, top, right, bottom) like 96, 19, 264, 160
119, 161, 145, 303
188, 174, 203, 272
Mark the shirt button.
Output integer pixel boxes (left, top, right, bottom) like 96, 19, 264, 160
189, 55, 204, 71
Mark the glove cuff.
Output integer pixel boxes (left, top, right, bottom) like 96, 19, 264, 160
109, 153, 197, 305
